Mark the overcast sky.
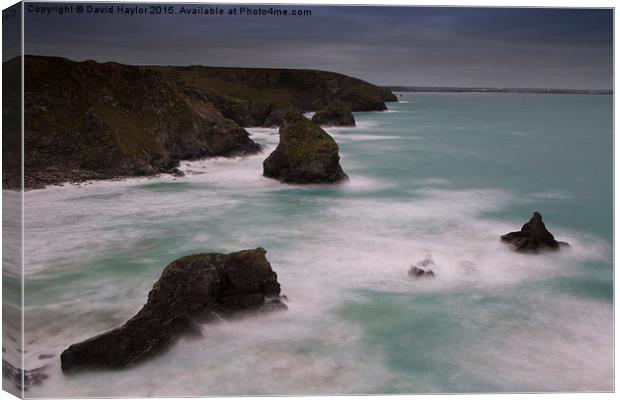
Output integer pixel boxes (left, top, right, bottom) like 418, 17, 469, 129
24, 4, 613, 89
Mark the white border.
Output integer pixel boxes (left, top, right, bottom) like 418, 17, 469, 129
0, 1, 615, 400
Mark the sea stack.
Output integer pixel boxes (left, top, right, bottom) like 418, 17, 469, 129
500, 212, 569, 253
60, 248, 287, 372
311, 100, 356, 127
263, 112, 348, 184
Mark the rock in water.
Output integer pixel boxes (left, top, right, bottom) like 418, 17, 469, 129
500, 212, 569, 253
311, 100, 356, 127
263, 113, 348, 183
408, 257, 436, 278
60, 248, 286, 372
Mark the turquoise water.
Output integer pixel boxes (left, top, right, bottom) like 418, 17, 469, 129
22, 92, 612, 396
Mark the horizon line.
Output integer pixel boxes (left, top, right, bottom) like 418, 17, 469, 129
385, 85, 613, 94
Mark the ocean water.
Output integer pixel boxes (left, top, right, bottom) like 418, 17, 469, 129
19, 92, 612, 396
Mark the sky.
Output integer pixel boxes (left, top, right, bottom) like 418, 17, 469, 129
23, 3, 613, 89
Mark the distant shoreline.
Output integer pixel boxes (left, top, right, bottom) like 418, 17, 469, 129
386, 86, 612, 95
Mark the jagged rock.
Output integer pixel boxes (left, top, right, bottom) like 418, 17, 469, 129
311, 100, 355, 127
60, 248, 287, 372
263, 114, 348, 184
501, 212, 569, 253
409, 257, 436, 278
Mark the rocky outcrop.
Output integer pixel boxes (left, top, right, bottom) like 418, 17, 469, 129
408, 257, 436, 278
501, 212, 569, 253
263, 113, 348, 184
153, 65, 397, 126
60, 248, 286, 372
10, 55, 397, 189
16, 56, 262, 189
311, 100, 355, 127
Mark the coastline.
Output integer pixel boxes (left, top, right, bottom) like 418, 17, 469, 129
386, 86, 613, 95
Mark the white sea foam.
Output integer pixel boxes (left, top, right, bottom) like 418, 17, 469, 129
19, 96, 612, 395
23, 172, 611, 396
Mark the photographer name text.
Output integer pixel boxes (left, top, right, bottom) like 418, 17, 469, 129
27, 4, 312, 17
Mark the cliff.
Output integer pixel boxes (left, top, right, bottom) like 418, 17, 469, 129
18, 56, 260, 189
7, 56, 396, 189
149, 65, 397, 126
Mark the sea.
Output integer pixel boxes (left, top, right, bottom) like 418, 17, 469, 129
13, 92, 613, 396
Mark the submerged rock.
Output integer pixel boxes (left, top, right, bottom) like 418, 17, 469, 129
408, 257, 436, 278
311, 100, 355, 127
263, 113, 348, 184
171, 168, 185, 177
501, 212, 569, 253
60, 248, 286, 372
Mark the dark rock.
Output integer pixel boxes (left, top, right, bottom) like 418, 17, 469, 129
263, 107, 303, 128
2, 360, 49, 392
263, 114, 348, 184
60, 248, 286, 372
16, 56, 261, 190
408, 257, 436, 278
37, 354, 54, 360
171, 168, 185, 177
8, 56, 398, 189
501, 211, 569, 253
156, 65, 397, 126
311, 100, 355, 127
260, 298, 289, 313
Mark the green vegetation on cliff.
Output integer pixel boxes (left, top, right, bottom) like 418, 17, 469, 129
19, 56, 260, 188
150, 65, 397, 126
9, 56, 396, 189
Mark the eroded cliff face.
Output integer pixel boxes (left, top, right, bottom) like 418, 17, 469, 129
152, 65, 397, 126
20, 56, 260, 189
14, 56, 397, 189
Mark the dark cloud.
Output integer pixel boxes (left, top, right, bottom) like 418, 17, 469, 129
24, 4, 613, 89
